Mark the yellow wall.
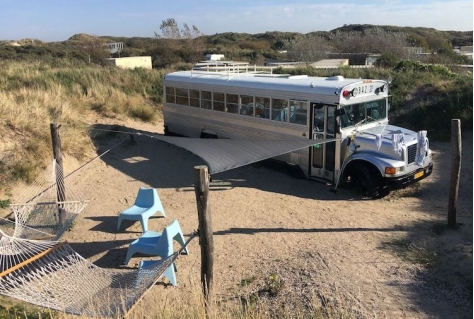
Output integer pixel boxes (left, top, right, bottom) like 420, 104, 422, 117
106, 56, 152, 69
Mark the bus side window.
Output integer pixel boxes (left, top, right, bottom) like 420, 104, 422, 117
175, 87, 189, 106
289, 100, 308, 125
190, 89, 200, 107
241, 104, 254, 116
213, 92, 225, 112
272, 98, 288, 122
240, 95, 254, 116
255, 96, 270, 119
226, 93, 239, 114
165, 86, 176, 104
201, 90, 212, 109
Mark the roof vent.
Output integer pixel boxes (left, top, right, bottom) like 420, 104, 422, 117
326, 75, 344, 81
288, 75, 308, 79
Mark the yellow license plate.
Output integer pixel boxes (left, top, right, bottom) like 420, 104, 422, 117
414, 171, 424, 179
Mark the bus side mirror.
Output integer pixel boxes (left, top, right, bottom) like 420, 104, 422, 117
334, 109, 345, 117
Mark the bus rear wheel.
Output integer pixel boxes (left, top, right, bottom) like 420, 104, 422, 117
352, 165, 381, 198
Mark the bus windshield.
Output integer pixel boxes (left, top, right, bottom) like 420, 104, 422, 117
340, 99, 387, 129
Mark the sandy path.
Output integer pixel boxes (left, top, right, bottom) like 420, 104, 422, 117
5, 119, 472, 318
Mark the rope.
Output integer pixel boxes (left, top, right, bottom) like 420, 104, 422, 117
64, 136, 129, 181
89, 127, 157, 140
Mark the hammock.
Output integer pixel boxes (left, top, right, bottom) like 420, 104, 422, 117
0, 156, 195, 316
0, 157, 195, 316
0, 228, 183, 317
6, 159, 89, 240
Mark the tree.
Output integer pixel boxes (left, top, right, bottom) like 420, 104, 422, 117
154, 18, 204, 63
285, 34, 333, 62
330, 27, 410, 58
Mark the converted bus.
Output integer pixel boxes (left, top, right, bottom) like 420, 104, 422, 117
163, 62, 433, 197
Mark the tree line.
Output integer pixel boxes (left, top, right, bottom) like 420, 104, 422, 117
0, 20, 471, 68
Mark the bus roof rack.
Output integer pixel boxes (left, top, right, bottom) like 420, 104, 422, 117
192, 61, 274, 75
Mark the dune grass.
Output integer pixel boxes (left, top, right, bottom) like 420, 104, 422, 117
0, 270, 357, 319
0, 59, 166, 191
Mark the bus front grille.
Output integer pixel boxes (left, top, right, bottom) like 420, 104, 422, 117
407, 144, 417, 164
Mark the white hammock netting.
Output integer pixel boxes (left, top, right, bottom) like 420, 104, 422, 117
0, 158, 189, 317
0, 229, 179, 317
7, 159, 89, 240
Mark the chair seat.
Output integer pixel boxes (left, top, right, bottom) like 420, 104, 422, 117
120, 206, 155, 219
129, 231, 162, 254
117, 188, 166, 232
140, 230, 162, 238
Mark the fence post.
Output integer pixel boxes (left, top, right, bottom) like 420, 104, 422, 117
193, 165, 214, 316
448, 119, 462, 228
50, 123, 65, 223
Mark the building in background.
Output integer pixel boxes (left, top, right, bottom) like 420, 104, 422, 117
455, 46, 473, 60
105, 56, 152, 69
310, 59, 349, 68
106, 42, 123, 55
205, 54, 225, 61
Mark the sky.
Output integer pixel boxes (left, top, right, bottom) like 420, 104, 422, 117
0, 0, 472, 42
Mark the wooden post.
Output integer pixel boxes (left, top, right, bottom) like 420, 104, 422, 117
193, 165, 214, 316
50, 123, 65, 224
448, 119, 462, 228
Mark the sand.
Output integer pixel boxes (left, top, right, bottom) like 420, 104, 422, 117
4, 118, 473, 318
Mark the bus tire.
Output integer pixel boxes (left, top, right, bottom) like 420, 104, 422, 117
200, 132, 218, 139
164, 125, 170, 136
352, 165, 381, 198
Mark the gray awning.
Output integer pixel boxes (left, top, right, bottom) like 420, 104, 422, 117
149, 135, 337, 175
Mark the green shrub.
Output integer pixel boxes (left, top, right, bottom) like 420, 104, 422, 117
0, 198, 10, 209
394, 60, 456, 78
390, 70, 473, 139
375, 53, 398, 68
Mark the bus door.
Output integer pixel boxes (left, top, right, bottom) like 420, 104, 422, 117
310, 103, 336, 180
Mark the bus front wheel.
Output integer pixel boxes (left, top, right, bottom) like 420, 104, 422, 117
352, 165, 381, 198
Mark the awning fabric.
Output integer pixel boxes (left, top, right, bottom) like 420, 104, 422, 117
148, 135, 337, 175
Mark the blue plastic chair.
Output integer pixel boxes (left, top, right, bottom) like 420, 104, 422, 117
124, 219, 189, 286
117, 187, 165, 233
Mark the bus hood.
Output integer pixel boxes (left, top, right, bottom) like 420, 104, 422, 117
354, 124, 420, 144
349, 124, 429, 162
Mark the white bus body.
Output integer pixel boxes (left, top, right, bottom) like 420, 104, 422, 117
163, 63, 433, 197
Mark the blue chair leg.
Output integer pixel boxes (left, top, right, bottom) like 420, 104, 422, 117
154, 190, 166, 218
174, 233, 189, 255
139, 216, 148, 232
117, 216, 123, 231
124, 246, 137, 265
162, 262, 177, 286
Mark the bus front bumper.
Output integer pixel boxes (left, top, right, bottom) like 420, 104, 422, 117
384, 162, 434, 189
